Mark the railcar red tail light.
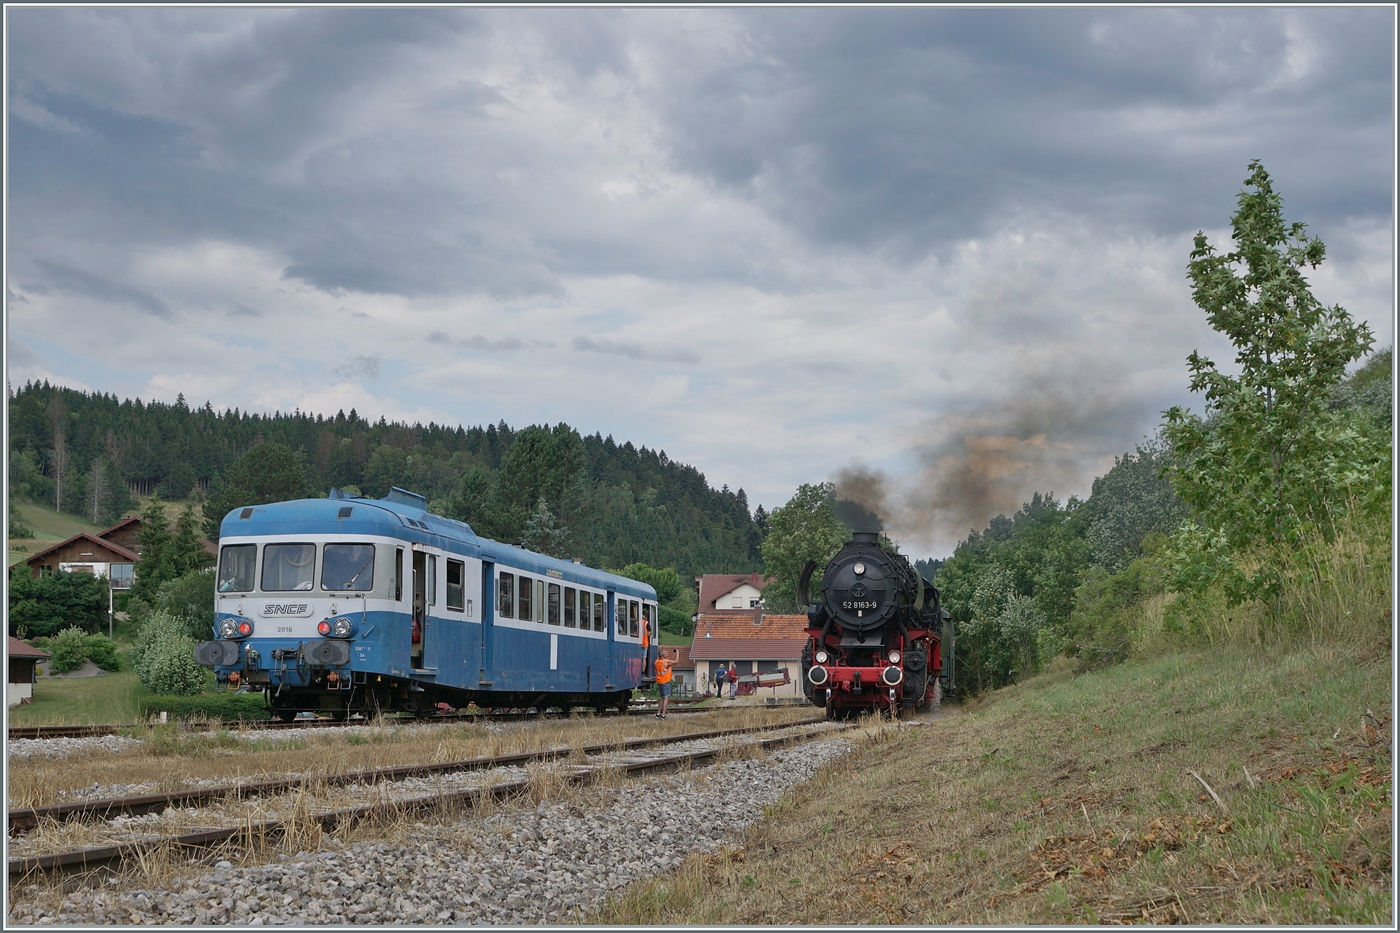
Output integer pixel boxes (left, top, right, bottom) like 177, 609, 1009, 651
317, 620, 332, 636
236, 620, 254, 638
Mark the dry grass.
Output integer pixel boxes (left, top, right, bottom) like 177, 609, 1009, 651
6, 707, 810, 810
594, 639, 1391, 925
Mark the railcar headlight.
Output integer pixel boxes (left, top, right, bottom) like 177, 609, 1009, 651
814, 650, 829, 664
888, 650, 901, 664
235, 620, 254, 638
219, 618, 238, 639
317, 620, 332, 636
332, 617, 354, 638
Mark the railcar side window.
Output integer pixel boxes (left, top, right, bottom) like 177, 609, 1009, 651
427, 555, 437, 607
547, 584, 561, 625
321, 544, 375, 592
217, 545, 256, 593
499, 572, 515, 618
593, 593, 605, 632
262, 543, 316, 591
629, 600, 639, 637
518, 575, 533, 621
447, 560, 465, 612
563, 587, 576, 627
395, 549, 404, 602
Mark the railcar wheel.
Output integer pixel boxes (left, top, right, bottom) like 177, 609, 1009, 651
272, 709, 296, 723
616, 692, 630, 715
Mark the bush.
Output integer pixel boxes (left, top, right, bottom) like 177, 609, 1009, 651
132, 610, 205, 695
49, 626, 90, 674
141, 638, 205, 696
84, 634, 122, 672
138, 692, 270, 722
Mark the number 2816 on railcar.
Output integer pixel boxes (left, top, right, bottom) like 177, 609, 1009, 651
194, 487, 659, 721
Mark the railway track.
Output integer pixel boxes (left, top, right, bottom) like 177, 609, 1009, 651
7, 717, 846, 877
6, 698, 718, 741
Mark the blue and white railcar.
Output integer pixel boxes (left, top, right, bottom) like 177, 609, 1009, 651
195, 488, 657, 720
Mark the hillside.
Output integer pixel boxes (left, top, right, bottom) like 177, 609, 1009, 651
9, 382, 763, 576
599, 634, 1392, 924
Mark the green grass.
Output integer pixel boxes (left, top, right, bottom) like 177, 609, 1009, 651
659, 629, 692, 646
596, 632, 1392, 925
8, 502, 108, 567
7, 667, 150, 725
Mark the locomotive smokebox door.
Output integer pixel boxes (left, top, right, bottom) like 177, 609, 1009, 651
939, 608, 955, 693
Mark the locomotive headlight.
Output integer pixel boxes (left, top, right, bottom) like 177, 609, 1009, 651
332, 617, 354, 638
888, 650, 902, 664
853, 562, 866, 575
219, 618, 239, 639
815, 650, 829, 664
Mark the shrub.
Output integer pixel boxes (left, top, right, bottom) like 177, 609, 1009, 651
83, 634, 122, 672
155, 568, 217, 641
141, 637, 205, 696
49, 626, 90, 674
132, 610, 205, 695
138, 692, 270, 722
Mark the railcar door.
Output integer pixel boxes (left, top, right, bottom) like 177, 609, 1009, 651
480, 561, 495, 687
409, 547, 430, 670
604, 590, 616, 689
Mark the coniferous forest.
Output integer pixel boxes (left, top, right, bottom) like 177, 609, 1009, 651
7, 382, 764, 577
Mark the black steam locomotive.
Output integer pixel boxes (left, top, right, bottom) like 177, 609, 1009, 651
799, 532, 953, 717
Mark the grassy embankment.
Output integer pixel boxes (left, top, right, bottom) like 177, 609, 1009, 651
8, 496, 195, 568
596, 531, 1392, 925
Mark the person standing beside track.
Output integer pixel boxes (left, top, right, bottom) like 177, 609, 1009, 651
654, 654, 675, 718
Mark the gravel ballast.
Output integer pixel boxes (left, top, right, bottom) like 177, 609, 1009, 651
7, 736, 855, 925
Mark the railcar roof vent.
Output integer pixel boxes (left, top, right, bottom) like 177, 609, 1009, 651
385, 487, 428, 509
239, 508, 254, 519
337, 506, 353, 519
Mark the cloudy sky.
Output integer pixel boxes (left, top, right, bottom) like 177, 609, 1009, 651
5, 6, 1394, 557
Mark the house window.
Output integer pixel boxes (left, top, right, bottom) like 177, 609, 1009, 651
757, 660, 780, 674
749, 599, 760, 608
731, 596, 745, 609
109, 563, 135, 590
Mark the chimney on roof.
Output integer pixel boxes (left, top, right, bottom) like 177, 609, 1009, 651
752, 606, 762, 626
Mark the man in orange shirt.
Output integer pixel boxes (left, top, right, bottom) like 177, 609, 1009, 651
654, 654, 675, 718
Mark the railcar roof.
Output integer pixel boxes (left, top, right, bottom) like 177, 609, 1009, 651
219, 495, 656, 599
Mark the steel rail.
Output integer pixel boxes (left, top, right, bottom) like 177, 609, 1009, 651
7, 720, 848, 877
8, 717, 826, 834
6, 699, 718, 741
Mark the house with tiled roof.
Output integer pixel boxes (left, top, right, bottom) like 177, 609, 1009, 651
695, 573, 773, 613
689, 610, 808, 699
24, 533, 139, 588
7, 636, 51, 706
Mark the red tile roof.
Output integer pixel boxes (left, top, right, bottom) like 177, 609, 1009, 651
7, 636, 51, 659
24, 533, 140, 565
688, 637, 806, 661
695, 573, 772, 611
688, 613, 809, 660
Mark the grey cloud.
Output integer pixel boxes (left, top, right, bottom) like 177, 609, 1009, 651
7, 288, 30, 305
33, 259, 174, 320
571, 336, 699, 364
334, 355, 380, 380
462, 335, 529, 352
231, 304, 262, 317
426, 330, 450, 344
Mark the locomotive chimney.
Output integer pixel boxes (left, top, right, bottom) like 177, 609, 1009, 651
853, 531, 879, 544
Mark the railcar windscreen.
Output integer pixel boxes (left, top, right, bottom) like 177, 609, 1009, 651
262, 543, 316, 591
321, 543, 375, 591
217, 544, 256, 593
